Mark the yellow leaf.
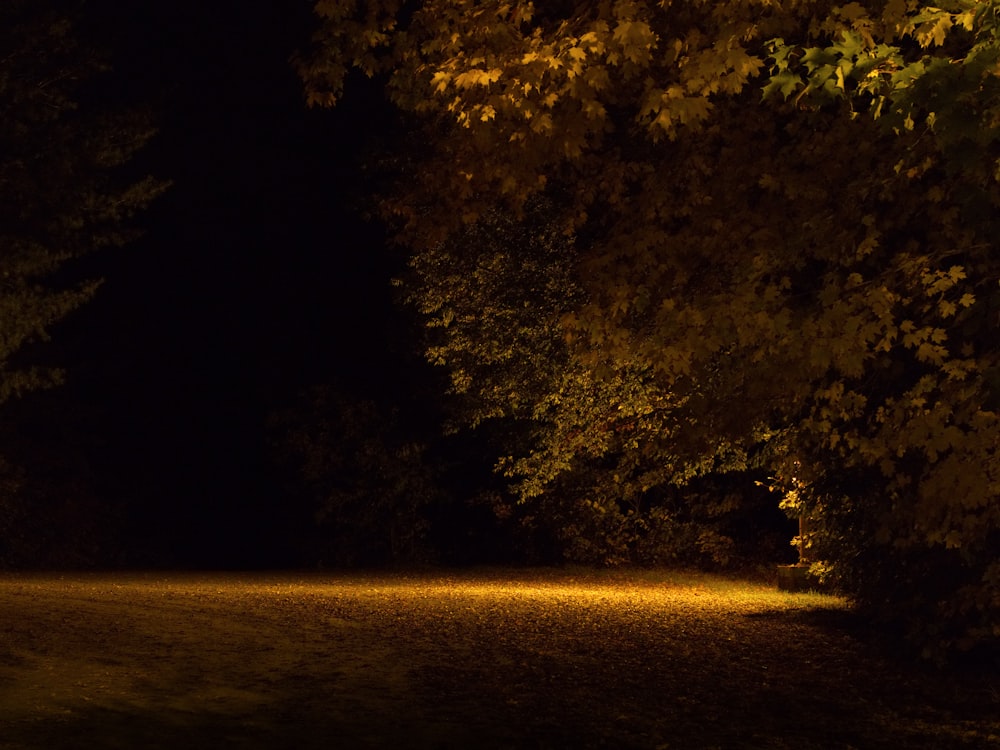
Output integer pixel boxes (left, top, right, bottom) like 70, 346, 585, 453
916, 341, 945, 364
916, 13, 953, 48
612, 20, 655, 64
431, 71, 451, 93
454, 68, 502, 88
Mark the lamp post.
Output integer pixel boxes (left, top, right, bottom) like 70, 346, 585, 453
797, 514, 811, 564
777, 513, 815, 591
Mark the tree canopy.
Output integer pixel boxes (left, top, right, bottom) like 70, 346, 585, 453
0, 0, 165, 406
300, 0, 1000, 658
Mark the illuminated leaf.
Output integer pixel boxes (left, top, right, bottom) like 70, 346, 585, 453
612, 20, 656, 64
915, 12, 952, 48
300, 0, 1000, 654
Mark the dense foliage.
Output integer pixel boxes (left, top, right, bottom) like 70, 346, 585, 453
0, 0, 164, 403
301, 0, 1000, 658
0, 0, 165, 565
269, 385, 445, 566
403, 202, 793, 567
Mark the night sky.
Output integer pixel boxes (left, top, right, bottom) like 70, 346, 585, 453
8, 1, 414, 567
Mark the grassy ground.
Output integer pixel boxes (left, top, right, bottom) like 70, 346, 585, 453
0, 568, 997, 749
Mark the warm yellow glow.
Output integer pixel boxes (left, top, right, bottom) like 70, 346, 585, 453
72, 568, 839, 615
9, 571, 994, 750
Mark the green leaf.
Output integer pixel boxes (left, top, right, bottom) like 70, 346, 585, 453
761, 69, 803, 100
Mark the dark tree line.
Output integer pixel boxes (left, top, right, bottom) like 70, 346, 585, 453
0, 0, 165, 566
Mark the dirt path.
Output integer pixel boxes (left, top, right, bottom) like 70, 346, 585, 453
0, 570, 996, 749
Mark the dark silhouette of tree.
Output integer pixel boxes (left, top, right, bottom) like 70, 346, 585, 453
269, 384, 445, 567
0, 0, 165, 403
0, 0, 166, 566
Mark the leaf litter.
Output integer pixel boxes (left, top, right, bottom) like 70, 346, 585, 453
0, 568, 996, 749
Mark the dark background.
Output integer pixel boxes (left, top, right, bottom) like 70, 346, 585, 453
2, 0, 795, 572
5, 0, 415, 567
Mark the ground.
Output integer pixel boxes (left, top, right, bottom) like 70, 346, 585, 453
0, 568, 997, 749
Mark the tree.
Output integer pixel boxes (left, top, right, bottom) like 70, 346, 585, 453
402, 200, 787, 567
300, 0, 1000, 657
764, 0, 1000, 183
762, 0, 1000, 659
269, 384, 444, 566
0, 0, 166, 566
0, 0, 165, 405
